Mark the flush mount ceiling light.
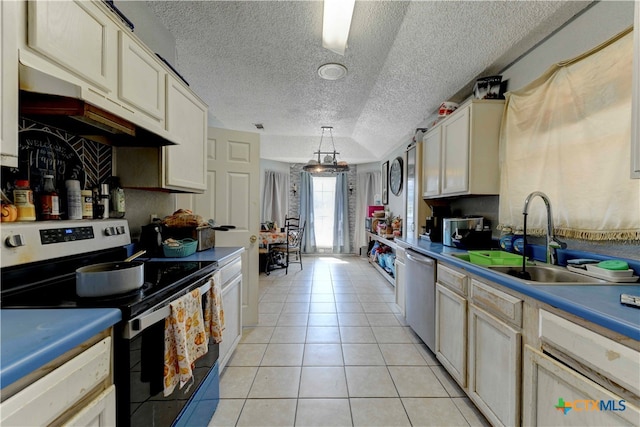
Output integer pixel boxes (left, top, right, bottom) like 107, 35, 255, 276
303, 126, 349, 173
322, 0, 355, 56
317, 63, 348, 81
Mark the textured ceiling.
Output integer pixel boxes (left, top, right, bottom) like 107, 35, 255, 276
145, 1, 592, 164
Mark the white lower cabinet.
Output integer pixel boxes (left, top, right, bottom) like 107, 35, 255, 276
435, 282, 467, 387
523, 345, 639, 426
63, 385, 116, 427
468, 303, 521, 427
468, 278, 522, 427
0, 336, 114, 426
394, 245, 406, 317
218, 256, 243, 372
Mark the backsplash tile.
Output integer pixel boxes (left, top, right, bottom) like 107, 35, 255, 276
1, 118, 113, 192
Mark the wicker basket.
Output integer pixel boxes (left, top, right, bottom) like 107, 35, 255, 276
162, 238, 198, 258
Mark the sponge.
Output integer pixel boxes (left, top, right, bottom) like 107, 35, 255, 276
597, 260, 629, 271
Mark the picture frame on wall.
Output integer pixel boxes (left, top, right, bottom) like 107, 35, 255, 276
381, 161, 389, 205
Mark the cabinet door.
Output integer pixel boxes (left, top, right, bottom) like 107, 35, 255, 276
63, 385, 116, 426
468, 303, 521, 427
219, 274, 242, 372
523, 346, 639, 426
441, 106, 470, 195
118, 31, 166, 126
165, 75, 207, 191
0, 0, 18, 167
422, 127, 442, 197
0, 337, 111, 426
27, 0, 116, 92
395, 255, 406, 317
435, 283, 467, 388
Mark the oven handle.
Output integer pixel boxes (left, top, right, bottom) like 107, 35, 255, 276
123, 279, 212, 340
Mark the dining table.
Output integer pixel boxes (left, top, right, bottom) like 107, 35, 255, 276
259, 230, 288, 274
259, 230, 287, 247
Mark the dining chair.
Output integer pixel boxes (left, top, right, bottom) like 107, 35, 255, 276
270, 220, 305, 274
284, 216, 300, 228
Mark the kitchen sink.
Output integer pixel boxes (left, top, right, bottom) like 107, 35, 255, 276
486, 265, 608, 285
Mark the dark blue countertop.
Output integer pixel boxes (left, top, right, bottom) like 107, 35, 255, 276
0, 308, 121, 389
135, 246, 244, 265
396, 237, 640, 341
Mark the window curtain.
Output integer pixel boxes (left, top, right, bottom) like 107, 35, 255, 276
332, 172, 351, 254
499, 27, 640, 241
261, 170, 289, 226
354, 171, 381, 250
299, 171, 316, 253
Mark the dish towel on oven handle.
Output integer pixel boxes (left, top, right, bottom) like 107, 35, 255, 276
164, 288, 208, 397
204, 271, 225, 344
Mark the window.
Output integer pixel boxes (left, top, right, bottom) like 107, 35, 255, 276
312, 176, 336, 249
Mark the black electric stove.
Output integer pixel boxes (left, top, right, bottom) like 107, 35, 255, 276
0, 220, 221, 427
1, 255, 217, 319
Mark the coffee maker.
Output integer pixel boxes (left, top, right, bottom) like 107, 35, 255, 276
422, 206, 451, 243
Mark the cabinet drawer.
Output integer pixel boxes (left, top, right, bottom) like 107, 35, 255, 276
437, 263, 467, 295
539, 310, 640, 397
1, 337, 111, 426
220, 257, 242, 288
470, 279, 522, 328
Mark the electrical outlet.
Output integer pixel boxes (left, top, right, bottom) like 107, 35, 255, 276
150, 214, 158, 222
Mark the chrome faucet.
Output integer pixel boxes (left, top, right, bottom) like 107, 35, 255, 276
523, 191, 566, 265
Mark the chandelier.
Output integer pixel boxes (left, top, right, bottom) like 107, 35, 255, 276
303, 126, 349, 173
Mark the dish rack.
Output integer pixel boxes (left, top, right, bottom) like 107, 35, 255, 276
566, 265, 639, 283
163, 238, 198, 258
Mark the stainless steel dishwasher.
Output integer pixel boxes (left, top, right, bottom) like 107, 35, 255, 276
405, 249, 436, 352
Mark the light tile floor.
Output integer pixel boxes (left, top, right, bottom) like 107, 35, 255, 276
209, 255, 490, 427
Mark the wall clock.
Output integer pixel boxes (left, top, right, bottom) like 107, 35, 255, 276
389, 156, 403, 196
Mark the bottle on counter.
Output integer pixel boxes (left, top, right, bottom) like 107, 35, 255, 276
109, 177, 125, 218
40, 175, 60, 220
100, 184, 110, 219
81, 189, 93, 219
13, 180, 36, 221
65, 180, 82, 220
93, 185, 109, 219
512, 227, 525, 254
499, 226, 514, 252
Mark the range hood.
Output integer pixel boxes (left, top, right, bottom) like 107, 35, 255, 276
19, 64, 176, 147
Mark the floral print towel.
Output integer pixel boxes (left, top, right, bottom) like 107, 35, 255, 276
164, 288, 208, 397
204, 271, 225, 344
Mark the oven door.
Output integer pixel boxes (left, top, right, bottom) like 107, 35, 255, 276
115, 278, 220, 427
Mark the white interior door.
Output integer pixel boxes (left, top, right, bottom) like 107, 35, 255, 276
176, 126, 260, 326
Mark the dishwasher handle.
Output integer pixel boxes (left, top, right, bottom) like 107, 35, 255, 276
406, 251, 435, 267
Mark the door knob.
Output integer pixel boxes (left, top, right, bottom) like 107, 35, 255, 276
250, 235, 257, 243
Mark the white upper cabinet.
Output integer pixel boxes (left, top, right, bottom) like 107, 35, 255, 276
115, 75, 208, 193
164, 74, 207, 191
422, 127, 441, 198
422, 99, 504, 198
118, 31, 166, 128
1, 0, 19, 167
632, 2, 639, 178
26, 0, 117, 93
441, 106, 471, 194
17, 0, 210, 147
